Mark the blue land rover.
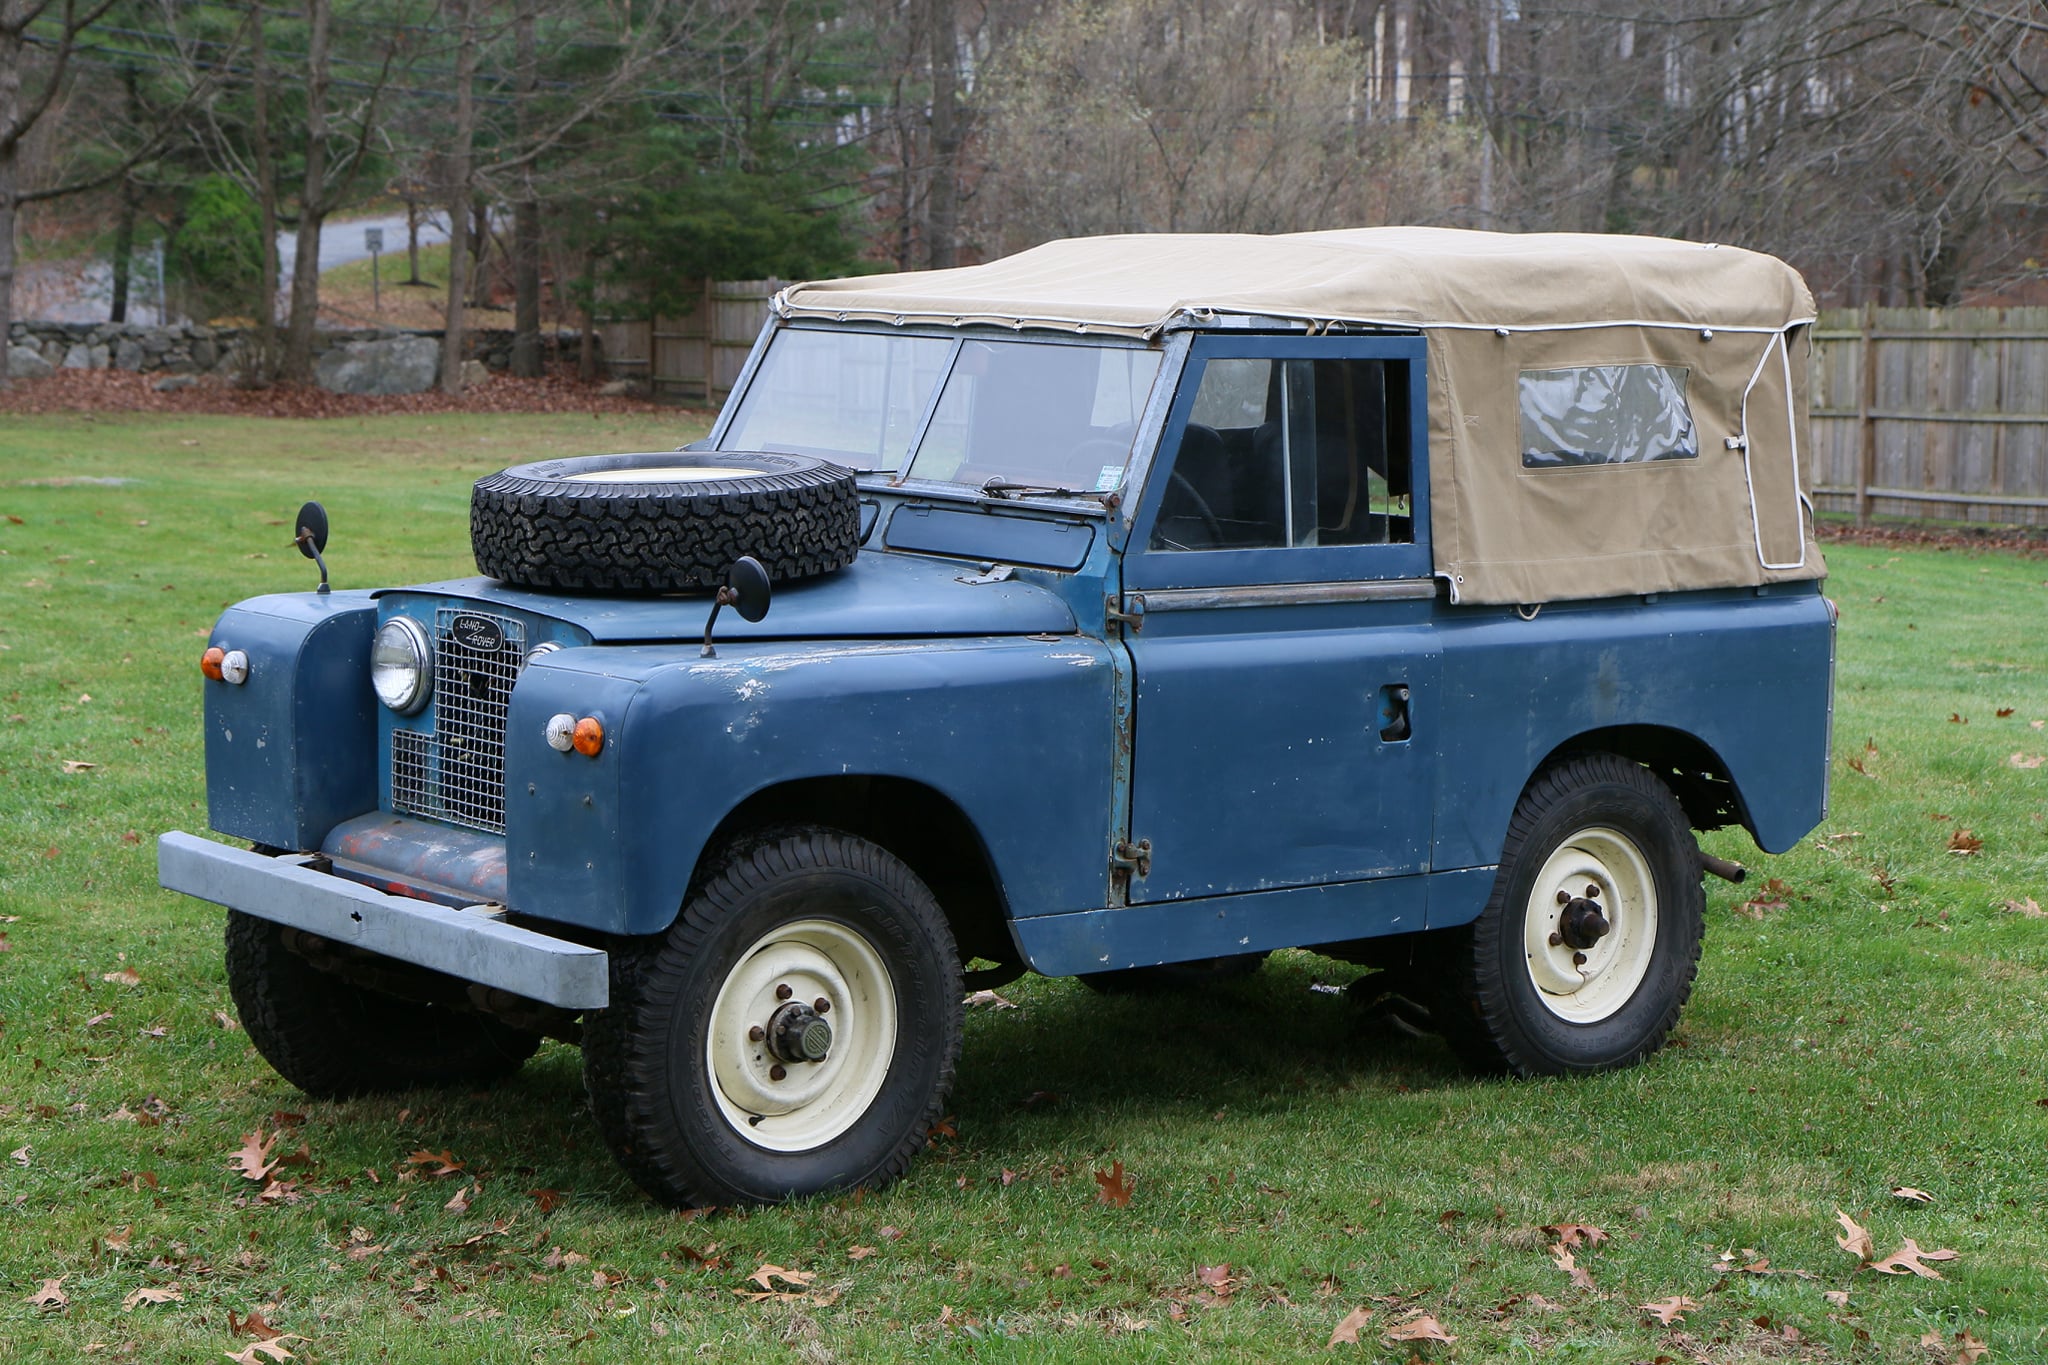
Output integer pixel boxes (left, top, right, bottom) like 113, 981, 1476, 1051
161, 228, 1835, 1208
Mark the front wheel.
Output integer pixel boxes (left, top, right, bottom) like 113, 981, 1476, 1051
582, 829, 962, 1207
1436, 754, 1704, 1076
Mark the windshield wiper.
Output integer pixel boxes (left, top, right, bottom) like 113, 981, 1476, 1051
981, 478, 1119, 503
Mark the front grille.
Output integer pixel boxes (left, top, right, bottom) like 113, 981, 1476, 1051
389, 608, 526, 834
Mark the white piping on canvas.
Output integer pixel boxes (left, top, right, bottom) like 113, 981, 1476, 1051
1737, 328, 1811, 572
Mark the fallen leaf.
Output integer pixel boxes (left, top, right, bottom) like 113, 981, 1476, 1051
122, 1285, 183, 1310
1551, 1243, 1595, 1290
846, 1245, 877, 1261
101, 966, 141, 987
746, 1263, 815, 1291
214, 1010, 241, 1030
400, 1148, 465, 1178
1094, 1160, 1134, 1208
1998, 897, 2044, 918
85, 1011, 114, 1027
223, 1337, 303, 1364
1195, 1263, 1236, 1299
1891, 1186, 1934, 1203
229, 1127, 280, 1183
1947, 828, 1982, 855
1326, 1306, 1373, 1347
963, 989, 1017, 1009
61, 759, 98, 774
1824, 1289, 1851, 1308
1834, 1210, 1874, 1261
1641, 1295, 1699, 1325
228, 1308, 284, 1340
526, 1188, 562, 1214
444, 1184, 473, 1214
2009, 753, 2045, 769
102, 1226, 132, 1251
10, 1145, 30, 1167
1997, 707, 2016, 718
1543, 1222, 1608, 1248
1867, 1238, 1958, 1278
1386, 1313, 1456, 1343
25, 1277, 67, 1309
1949, 712, 1966, 724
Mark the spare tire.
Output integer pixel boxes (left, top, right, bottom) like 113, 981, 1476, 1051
471, 451, 861, 593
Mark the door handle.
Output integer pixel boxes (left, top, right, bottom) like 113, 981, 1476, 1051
1378, 684, 1411, 743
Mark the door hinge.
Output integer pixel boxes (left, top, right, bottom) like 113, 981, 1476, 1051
1111, 838, 1153, 878
1106, 593, 1145, 633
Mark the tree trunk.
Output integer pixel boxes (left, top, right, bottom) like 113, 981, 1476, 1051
440, 0, 477, 394
509, 0, 542, 376
251, 3, 280, 376
578, 246, 597, 382
0, 4, 23, 391
925, 0, 960, 269
281, 0, 334, 384
110, 178, 136, 323
405, 197, 421, 284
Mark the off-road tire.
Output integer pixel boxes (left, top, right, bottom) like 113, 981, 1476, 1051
470, 452, 861, 593
582, 829, 962, 1208
224, 911, 541, 1097
1434, 753, 1704, 1076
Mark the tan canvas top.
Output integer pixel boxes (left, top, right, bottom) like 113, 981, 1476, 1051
778, 229, 1825, 605
777, 228, 1816, 335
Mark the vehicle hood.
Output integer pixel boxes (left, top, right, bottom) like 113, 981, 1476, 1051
393, 550, 1079, 644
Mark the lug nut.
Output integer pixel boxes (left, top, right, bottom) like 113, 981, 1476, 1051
748, 1025, 765, 1043
775, 983, 793, 1001
814, 998, 830, 1014
1572, 951, 1588, 967
1556, 890, 1571, 905
1585, 884, 1600, 899
769, 1064, 787, 1082
1548, 931, 1565, 947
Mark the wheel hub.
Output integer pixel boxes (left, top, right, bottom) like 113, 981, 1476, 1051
768, 1001, 832, 1063
1553, 886, 1611, 952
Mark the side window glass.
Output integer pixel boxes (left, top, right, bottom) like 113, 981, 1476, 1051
1151, 356, 1414, 551
1519, 364, 1698, 467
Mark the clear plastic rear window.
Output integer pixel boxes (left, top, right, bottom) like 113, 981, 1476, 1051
1518, 364, 1698, 467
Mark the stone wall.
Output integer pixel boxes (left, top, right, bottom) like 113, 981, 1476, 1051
5, 320, 596, 393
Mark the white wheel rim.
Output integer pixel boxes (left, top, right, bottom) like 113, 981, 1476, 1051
1521, 826, 1658, 1023
564, 465, 758, 484
706, 919, 898, 1152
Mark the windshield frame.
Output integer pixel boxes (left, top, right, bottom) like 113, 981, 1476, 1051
713, 321, 1185, 514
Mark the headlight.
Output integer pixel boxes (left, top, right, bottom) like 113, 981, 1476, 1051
371, 617, 432, 714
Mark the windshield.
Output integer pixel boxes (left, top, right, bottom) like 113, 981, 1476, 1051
721, 327, 1163, 495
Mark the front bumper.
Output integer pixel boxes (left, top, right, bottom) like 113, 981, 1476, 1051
158, 832, 609, 1010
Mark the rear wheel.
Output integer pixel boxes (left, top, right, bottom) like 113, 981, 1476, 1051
224, 911, 540, 1097
582, 829, 962, 1207
1435, 754, 1704, 1075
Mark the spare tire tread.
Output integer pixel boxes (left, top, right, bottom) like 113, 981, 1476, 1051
471, 452, 861, 593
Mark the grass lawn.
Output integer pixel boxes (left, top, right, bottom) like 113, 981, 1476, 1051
1, 414, 2044, 1363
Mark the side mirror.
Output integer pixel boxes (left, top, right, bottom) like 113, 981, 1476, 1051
293, 501, 331, 594
701, 555, 772, 657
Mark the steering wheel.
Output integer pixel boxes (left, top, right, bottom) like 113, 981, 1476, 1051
1163, 469, 1226, 548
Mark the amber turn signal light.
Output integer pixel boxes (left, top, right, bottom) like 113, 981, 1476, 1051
200, 646, 226, 680
571, 717, 605, 757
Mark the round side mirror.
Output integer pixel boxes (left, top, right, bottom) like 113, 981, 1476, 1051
295, 501, 330, 558
729, 555, 772, 623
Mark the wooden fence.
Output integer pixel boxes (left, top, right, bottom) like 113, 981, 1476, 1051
1808, 307, 2048, 526
595, 278, 778, 406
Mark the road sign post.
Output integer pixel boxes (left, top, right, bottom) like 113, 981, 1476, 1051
365, 227, 385, 313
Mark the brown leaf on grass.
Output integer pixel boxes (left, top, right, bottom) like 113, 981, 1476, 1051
1543, 1222, 1608, 1248
11, 1145, 31, 1167
1999, 897, 2044, 917
224, 1337, 304, 1364
122, 1284, 183, 1310
1386, 1313, 1456, 1343
963, 989, 1017, 1009
1947, 829, 1983, 855
1921, 1329, 1989, 1364
746, 1264, 814, 1292
2009, 753, 2045, 769
25, 1277, 67, 1309
1824, 1289, 1851, 1309
1868, 1238, 1958, 1278
1641, 1295, 1700, 1325
101, 1226, 132, 1251
101, 966, 141, 987
1736, 877, 1794, 917
1195, 1263, 1236, 1301
444, 1184, 473, 1214
1891, 1187, 1934, 1203
1949, 713, 1966, 724
526, 1188, 563, 1214
84, 1011, 114, 1027
1835, 1210, 1875, 1262
1326, 1306, 1373, 1347
1550, 1243, 1595, 1290
61, 759, 99, 774
1997, 707, 2016, 718
229, 1128, 279, 1183
1094, 1159, 1134, 1207
213, 1010, 240, 1030
541, 1247, 588, 1270
227, 1308, 283, 1340
400, 1148, 464, 1177
846, 1244, 878, 1261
